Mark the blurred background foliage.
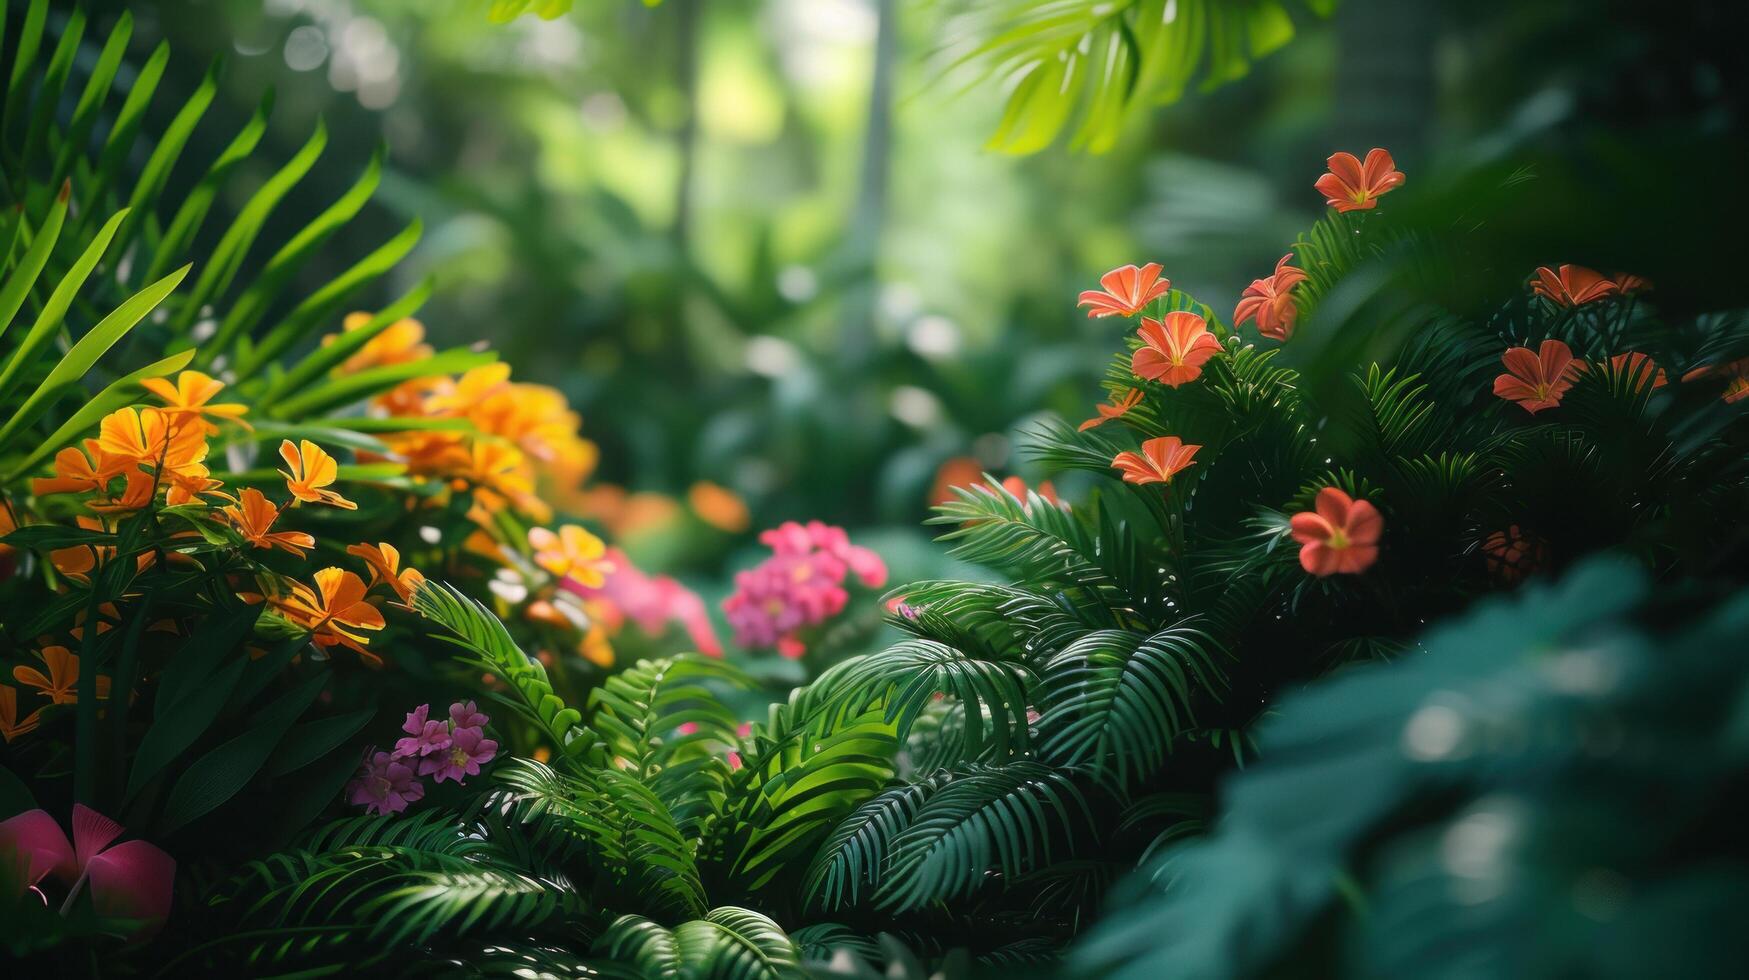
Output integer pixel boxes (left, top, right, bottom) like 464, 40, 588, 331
51, 0, 1749, 587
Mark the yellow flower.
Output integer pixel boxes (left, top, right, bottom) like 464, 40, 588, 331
528, 524, 610, 588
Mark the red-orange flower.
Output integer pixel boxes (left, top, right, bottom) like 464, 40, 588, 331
999, 476, 1064, 512
224, 488, 315, 557
1111, 436, 1200, 487
346, 541, 425, 604
1289, 488, 1382, 576
1493, 339, 1582, 414
1681, 358, 1749, 404
1078, 263, 1171, 318
1131, 311, 1221, 388
1602, 352, 1667, 392
268, 568, 386, 663
1315, 148, 1405, 212
929, 456, 985, 506
279, 439, 357, 510
1482, 525, 1548, 584
1612, 273, 1651, 294
1078, 387, 1144, 432
1530, 265, 1617, 307
1233, 254, 1310, 341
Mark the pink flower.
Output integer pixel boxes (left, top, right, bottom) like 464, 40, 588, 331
449, 700, 489, 730
0, 805, 175, 941
722, 522, 886, 653
566, 548, 725, 657
419, 726, 499, 784
393, 704, 451, 759
727, 722, 753, 770
347, 750, 425, 815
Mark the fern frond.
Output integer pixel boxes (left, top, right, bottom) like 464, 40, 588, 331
412, 581, 600, 761
1034, 624, 1227, 788
495, 757, 708, 921
874, 762, 1096, 912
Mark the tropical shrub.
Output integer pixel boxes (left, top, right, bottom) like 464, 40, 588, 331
4, 3, 1748, 978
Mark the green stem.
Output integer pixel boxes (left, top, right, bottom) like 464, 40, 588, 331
74, 583, 102, 804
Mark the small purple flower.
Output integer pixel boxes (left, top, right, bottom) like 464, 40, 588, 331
347, 750, 425, 815
448, 700, 489, 730
418, 726, 498, 784
392, 704, 451, 760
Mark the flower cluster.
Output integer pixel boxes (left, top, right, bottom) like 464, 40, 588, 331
328, 315, 598, 522
722, 521, 887, 658
347, 700, 499, 816
567, 547, 723, 657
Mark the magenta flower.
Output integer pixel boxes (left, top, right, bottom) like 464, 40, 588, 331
723, 521, 885, 655
0, 805, 175, 941
448, 700, 489, 730
418, 726, 499, 784
392, 704, 451, 760
347, 750, 425, 815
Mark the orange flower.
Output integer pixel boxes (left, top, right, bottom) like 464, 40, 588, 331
346, 541, 425, 604
268, 568, 386, 663
1111, 436, 1200, 487
279, 439, 357, 510
528, 525, 610, 588
426, 363, 512, 416
1132, 311, 1222, 388
1530, 265, 1617, 307
1494, 340, 1582, 414
580, 626, 614, 668
1233, 254, 1310, 341
1315, 148, 1405, 212
999, 476, 1063, 511
1601, 352, 1667, 392
1481, 525, 1547, 584
1611, 273, 1651, 294
13, 646, 109, 705
0, 684, 43, 742
327, 311, 434, 375
140, 370, 250, 435
224, 488, 315, 557
87, 468, 156, 514
48, 516, 152, 584
1289, 488, 1382, 576
163, 462, 227, 507
31, 445, 113, 497
1079, 388, 1144, 432
1680, 358, 1749, 404
462, 440, 543, 518
97, 406, 207, 471
689, 481, 751, 534
1078, 263, 1170, 318
929, 457, 984, 507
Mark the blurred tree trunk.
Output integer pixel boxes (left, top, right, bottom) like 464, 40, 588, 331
1331, 0, 1437, 164
840, 0, 896, 364
672, 0, 700, 256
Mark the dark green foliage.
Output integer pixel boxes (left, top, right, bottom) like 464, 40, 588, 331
1072, 560, 1749, 978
